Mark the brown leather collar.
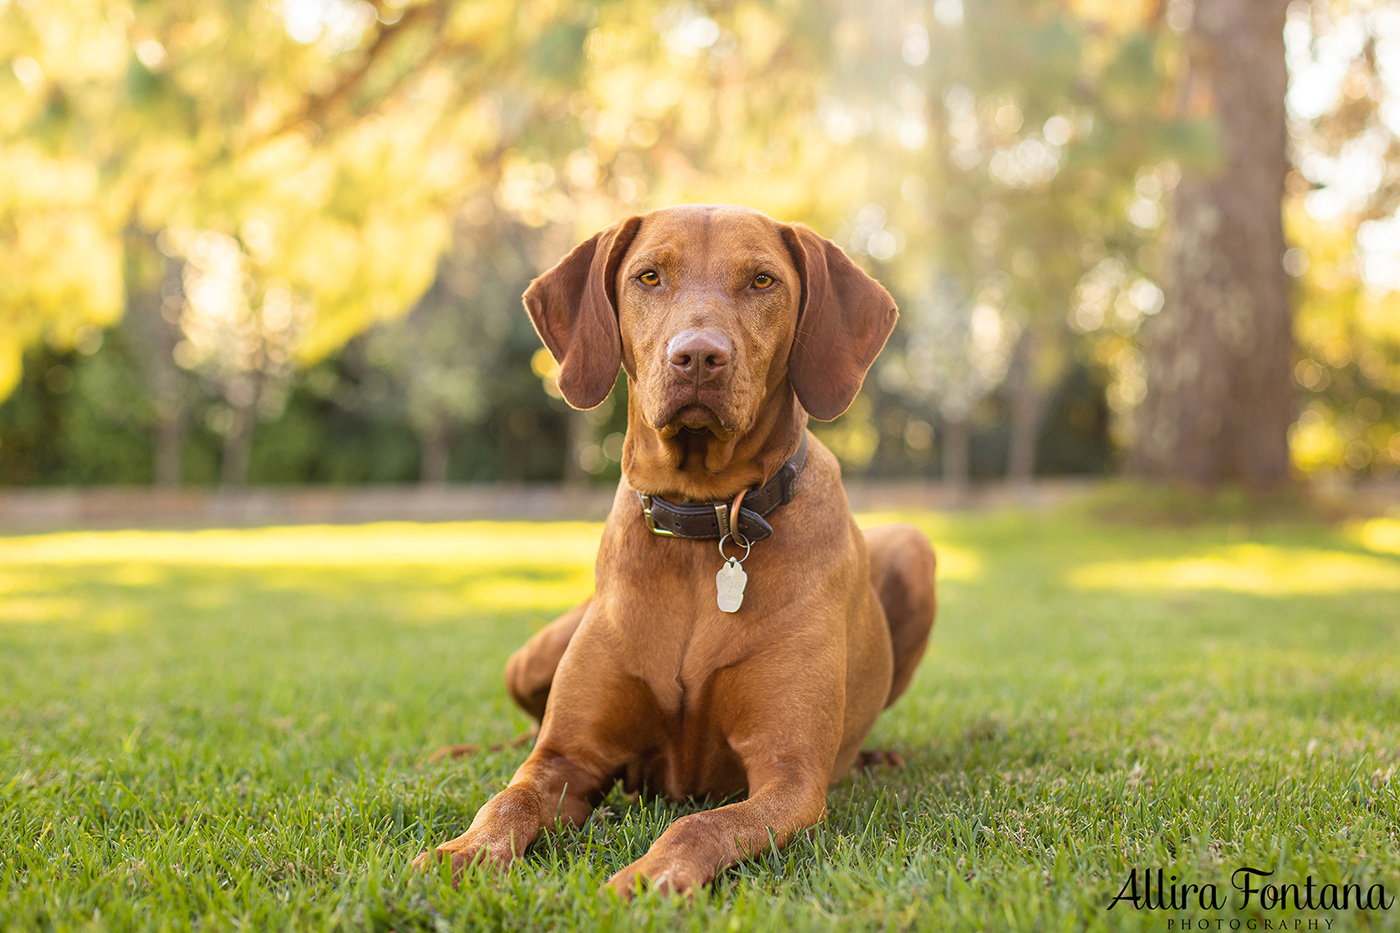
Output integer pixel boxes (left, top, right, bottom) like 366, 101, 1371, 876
635, 432, 808, 543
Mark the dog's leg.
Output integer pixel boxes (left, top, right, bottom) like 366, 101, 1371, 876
603, 661, 842, 900
415, 632, 657, 885
410, 749, 606, 883
863, 524, 936, 708
503, 598, 588, 722
604, 755, 829, 900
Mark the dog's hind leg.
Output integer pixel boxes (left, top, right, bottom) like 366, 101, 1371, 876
503, 598, 589, 723
863, 525, 936, 709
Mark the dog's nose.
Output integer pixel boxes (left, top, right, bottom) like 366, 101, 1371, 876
667, 330, 732, 383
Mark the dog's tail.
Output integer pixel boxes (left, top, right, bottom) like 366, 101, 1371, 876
425, 730, 535, 763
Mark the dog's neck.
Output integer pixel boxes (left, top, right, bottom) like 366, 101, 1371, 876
621, 384, 808, 502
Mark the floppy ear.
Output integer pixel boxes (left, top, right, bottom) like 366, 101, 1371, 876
781, 224, 899, 421
523, 216, 642, 410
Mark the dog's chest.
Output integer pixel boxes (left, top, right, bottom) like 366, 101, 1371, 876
622, 666, 750, 801
594, 501, 814, 799
600, 598, 760, 798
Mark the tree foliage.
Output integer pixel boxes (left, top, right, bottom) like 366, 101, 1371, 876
2, 0, 1397, 486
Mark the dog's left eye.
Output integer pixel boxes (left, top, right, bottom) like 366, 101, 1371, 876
753, 273, 775, 289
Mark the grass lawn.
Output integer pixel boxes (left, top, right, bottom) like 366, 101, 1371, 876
3, 500, 1400, 931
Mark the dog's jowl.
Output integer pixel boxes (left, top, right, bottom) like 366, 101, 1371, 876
413, 204, 937, 899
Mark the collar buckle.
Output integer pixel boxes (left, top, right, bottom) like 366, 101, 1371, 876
640, 495, 677, 537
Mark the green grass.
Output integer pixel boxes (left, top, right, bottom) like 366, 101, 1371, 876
3, 502, 1400, 931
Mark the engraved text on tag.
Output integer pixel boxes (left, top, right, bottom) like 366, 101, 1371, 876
715, 558, 747, 613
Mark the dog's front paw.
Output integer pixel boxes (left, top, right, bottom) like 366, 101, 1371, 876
410, 832, 518, 886
603, 854, 706, 901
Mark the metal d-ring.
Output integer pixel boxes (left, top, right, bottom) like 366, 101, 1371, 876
718, 532, 752, 564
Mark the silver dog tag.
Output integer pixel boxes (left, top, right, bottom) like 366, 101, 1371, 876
716, 558, 747, 613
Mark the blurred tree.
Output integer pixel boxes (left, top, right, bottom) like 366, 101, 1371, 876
174, 229, 312, 486
809, 0, 1192, 488
363, 209, 536, 484
1281, 0, 1400, 481
0, 0, 569, 483
0, 102, 123, 399
364, 263, 483, 486
1130, 0, 1295, 489
894, 274, 1014, 493
19, 0, 1376, 494
120, 228, 192, 486
1289, 206, 1400, 480
0, 338, 153, 484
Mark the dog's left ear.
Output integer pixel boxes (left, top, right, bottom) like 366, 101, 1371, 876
524, 216, 643, 410
781, 223, 899, 421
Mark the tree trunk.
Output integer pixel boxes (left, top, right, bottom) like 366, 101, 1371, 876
122, 225, 190, 488
221, 403, 254, 488
941, 416, 970, 499
1130, 0, 1293, 490
420, 420, 450, 485
1006, 326, 1056, 487
153, 409, 187, 488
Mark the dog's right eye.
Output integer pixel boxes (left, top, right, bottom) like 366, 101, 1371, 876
637, 270, 660, 287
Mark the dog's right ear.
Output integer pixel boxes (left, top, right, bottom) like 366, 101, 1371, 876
524, 216, 643, 410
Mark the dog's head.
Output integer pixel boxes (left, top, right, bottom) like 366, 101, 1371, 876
525, 204, 897, 441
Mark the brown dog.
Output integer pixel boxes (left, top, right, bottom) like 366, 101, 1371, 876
412, 204, 936, 898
